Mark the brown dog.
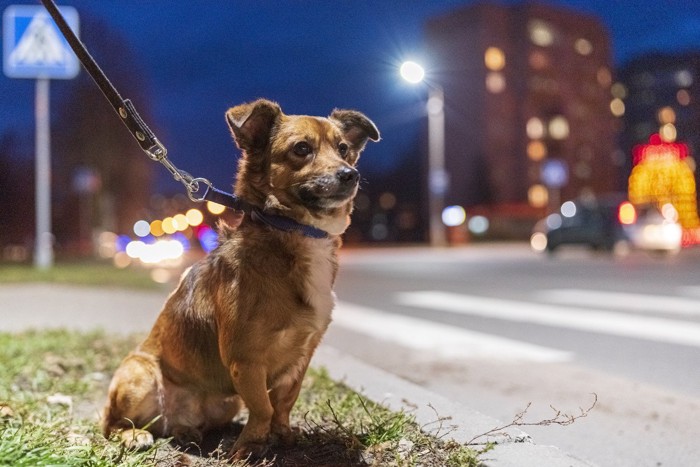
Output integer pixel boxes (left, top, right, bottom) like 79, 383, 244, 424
102, 99, 379, 459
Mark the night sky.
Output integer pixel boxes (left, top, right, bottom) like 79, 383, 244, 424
2, 0, 700, 194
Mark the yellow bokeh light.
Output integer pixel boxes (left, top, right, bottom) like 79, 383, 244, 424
574, 38, 593, 56
207, 201, 226, 215
485, 72, 506, 93
659, 123, 677, 142
610, 98, 625, 117
162, 217, 177, 234
484, 46, 506, 71
657, 106, 676, 124
618, 202, 637, 225
173, 213, 188, 231
527, 140, 547, 161
528, 184, 549, 208
186, 208, 204, 227
548, 116, 570, 140
150, 219, 164, 237
526, 117, 545, 139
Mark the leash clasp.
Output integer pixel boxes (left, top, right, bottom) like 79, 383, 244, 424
185, 177, 213, 203
143, 139, 210, 203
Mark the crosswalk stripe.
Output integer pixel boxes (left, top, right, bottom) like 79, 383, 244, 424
395, 291, 700, 348
535, 289, 700, 317
678, 286, 700, 298
333, 301, 572, 362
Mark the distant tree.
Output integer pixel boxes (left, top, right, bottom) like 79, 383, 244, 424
52, 16, 154, 253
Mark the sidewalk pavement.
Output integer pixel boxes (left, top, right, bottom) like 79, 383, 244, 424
0, 283, 596, 466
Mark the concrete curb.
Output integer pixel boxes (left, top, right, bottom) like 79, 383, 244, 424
313, 345, 598, 467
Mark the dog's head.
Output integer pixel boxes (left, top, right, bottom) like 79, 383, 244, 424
226, 99, 379, 235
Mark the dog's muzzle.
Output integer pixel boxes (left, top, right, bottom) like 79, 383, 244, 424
297, 167, 360, 209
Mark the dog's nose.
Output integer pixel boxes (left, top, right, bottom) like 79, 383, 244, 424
336, 166, 359, 184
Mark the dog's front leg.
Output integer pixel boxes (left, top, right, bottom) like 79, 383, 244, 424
269, 362, 308, 446
229, 362, 273, 459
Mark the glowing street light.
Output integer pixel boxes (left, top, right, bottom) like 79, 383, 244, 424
400, 61, 425, 84
400, 60, 448, 247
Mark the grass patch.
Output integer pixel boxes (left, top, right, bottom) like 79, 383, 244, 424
0, 330, 481, 466
0, 261, 161, 290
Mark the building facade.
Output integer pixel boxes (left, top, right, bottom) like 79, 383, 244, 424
425, 3, 620, 221
617, 52, 700, 185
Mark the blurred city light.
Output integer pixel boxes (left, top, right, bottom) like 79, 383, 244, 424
560, 201, 577, 218
618, 202, 637, 225
546, 213, 563, 230
468, 215, 489, 235
530, 232, 548, 252
185, 208, 204, 226
206, 201, 226, 215
197, 225, 218, 253
150, 219, 164, 237
125, 238, 185, 264
441, 205, 466, 227
133, 220, 150, 238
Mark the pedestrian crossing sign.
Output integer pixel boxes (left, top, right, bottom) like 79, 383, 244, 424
3, 4, 79, 79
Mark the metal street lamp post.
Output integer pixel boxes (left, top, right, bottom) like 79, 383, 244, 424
400, 61, 448, 247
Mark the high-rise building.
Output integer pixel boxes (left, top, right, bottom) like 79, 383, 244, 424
617, 52, 700, 179
425, 3, 620, 221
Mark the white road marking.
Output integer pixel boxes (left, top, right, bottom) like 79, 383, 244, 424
395, 291, 700, 348
678, 286, 700, 298
535, 289, 700, 317
333, 301, 572, 362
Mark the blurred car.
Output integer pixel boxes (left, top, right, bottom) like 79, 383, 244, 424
530, 198, 682, 254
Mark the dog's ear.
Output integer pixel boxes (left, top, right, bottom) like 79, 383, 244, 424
226, 99, 282, 152
330, 109, 380, 151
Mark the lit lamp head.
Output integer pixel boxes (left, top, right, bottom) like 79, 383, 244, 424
400, 61, 425, 84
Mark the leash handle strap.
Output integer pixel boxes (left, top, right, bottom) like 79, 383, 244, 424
39, 0, 161, 155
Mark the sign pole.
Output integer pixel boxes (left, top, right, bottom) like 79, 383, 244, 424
34, 77, 53, 269
4, 4, 80, 269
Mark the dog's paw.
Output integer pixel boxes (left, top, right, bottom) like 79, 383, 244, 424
119, 428, 154, 451
271, 424, 299, 447
171, 426, 203, 449
229, 439, 269, 461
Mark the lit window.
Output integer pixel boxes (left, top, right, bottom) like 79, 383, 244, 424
527, 141, 547, 161
610, 98, 625, 117
485, 72, 506, 93
548, 116, 570, 140
526, 117, 545, 139
610, 82, 627, 99
574, 38, 593, 56
528, 51, 549, 70
484, 47, 506, 71
528, 184, 549, 208
677, 89, 691, 106
675, 70, 693, 88
597, 67, 612, 87
657, 106, 676, 124
529, 20, 554, 47
660, 123, 677, 142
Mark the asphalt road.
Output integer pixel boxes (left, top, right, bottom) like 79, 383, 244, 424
326, 243, 700, 467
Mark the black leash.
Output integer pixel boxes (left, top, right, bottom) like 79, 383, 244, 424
39, 0, 328, 239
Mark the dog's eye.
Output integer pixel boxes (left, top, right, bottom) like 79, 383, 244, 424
338, 143, 349, 159
293, 142, 313, 157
